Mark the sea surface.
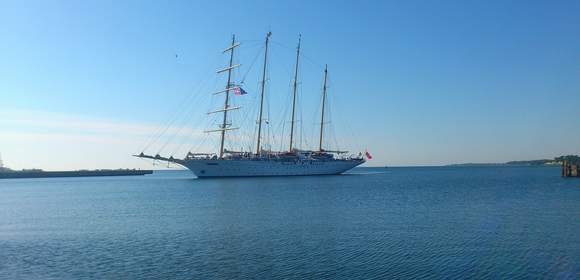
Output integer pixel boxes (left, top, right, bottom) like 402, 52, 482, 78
0, 166, 579, 279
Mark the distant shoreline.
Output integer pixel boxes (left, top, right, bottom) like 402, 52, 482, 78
446, 163, 560, 167
447, 155, 579, 167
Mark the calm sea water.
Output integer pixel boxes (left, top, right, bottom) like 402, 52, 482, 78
0, 166, 579, 279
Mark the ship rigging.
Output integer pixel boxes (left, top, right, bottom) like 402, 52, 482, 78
136, 32, 367, 177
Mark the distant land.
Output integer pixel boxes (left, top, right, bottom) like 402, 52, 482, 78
449, 155, 580, 167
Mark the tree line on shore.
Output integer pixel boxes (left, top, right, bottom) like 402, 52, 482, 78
506, 155, 580, 166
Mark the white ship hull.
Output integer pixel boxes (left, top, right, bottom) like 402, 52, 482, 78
173, 158, 365, 178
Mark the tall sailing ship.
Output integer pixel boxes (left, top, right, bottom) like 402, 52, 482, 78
137, 32, 368, 177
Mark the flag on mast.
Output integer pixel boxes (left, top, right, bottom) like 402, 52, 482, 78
365, 149, 373, 160
233, 87, 247, 96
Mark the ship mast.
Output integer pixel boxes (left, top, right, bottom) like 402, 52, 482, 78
256, 32, 271, 155
319, 64, 328, 152
289, 35, 301, 152
207, 35, 240, 158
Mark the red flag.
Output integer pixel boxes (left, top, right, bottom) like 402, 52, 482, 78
365, 150, 372, 160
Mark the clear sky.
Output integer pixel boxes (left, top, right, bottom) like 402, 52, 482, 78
1, 0, 579, 170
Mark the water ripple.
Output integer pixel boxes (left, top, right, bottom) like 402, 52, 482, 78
1, 167, 579, 279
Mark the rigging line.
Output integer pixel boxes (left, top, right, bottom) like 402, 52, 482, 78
161, 92, 219, 155
307, 86, 322, 151
237, 41, 262, 51
238, 39, 262, 44
278, 104, 289, 152
171, 120, 202, 157
189, 111, 216, 154
299, 84, 305, 149
307, 72, 324, 150
270, 40, 297, 81
141, 89, 199, 153
157, 109, 199, 154
141, 52, 223, 152
269, 45, 294, 80
231, 93, 253, 150
299, 50, 325, 70
269, 40, 295, 53
238, 99, 252, 151
192, 114, 220, 154
158, 78, 215, 151
282, 80, 294, 150
265, 76, 271, 151
249, 83, 260, 153
268, 49, 292, 151
141, 63, 218, 153
272, 38, 321, 70
235, 93, 256, 144
327, 93, 340, 152
325, 78, 335, 151
171, 137, 189, 156
240, 46, 264, 84
189, 131, 208, 154
328, 76, 357, 152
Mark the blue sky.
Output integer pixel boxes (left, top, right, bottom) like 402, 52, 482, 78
1, 0, 579, 170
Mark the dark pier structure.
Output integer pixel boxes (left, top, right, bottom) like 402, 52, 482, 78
562, 161, 579, 178
0, 169, 153, 179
